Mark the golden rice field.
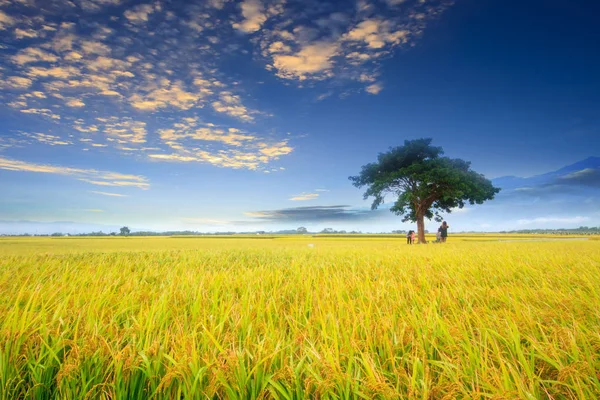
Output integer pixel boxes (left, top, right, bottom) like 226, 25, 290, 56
1, 236, 599, 399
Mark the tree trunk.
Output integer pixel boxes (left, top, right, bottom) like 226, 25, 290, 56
417, 213, 426, 244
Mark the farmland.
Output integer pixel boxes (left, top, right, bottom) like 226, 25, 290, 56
1, 236, 599, 399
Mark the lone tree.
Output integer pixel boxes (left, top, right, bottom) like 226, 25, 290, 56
349, 138, 500, 244
120, 226, 130, 236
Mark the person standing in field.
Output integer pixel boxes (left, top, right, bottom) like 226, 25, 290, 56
439, 221, 449, 242
411, 230, 416, 244
406, 230, 413, 244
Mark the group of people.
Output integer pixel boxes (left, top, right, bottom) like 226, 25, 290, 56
406, 221, 449, 244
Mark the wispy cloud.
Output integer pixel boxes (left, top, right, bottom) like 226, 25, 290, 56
289, 193, 319, 201
89, 191, 128, 197
20, 132, 72, 146
149, 118, 292, 169
0, 156, 149, 189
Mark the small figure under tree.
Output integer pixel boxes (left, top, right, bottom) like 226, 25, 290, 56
349, 138, 500, 244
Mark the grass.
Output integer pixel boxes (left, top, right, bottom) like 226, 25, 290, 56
1, 237, 599, 399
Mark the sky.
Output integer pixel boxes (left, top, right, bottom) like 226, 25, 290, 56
0, 0, 599, 234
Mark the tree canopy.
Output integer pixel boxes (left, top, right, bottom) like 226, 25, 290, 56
349, 138, 500, 243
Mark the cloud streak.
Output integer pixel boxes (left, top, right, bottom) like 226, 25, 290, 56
89, 191, 128, 197
0, 156, 149, 189
289, 193, 319, 201
245, 205, 384, 222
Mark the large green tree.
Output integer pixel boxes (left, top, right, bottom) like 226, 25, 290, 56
349, 138, 500, 243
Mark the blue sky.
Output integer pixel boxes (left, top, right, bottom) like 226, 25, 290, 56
0, 0, 599, 234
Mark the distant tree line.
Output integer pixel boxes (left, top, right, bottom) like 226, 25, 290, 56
3, 226, 599, 237
497, 226, 600, 235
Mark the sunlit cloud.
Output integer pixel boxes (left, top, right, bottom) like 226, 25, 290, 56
19, 108, 61, 120
4, 76, 33, 88
0, 0, 446, 174
289, 193, 319, 201
149, 118, 292, 169
233, 0, 268, 33
124, 4, 156, 24
0, 10, 15, 30
66, 98, 85, 107
366, 83, 383, 95
20, 132, 72, 146
0, 156, 149, 189
257, 0, 451, 91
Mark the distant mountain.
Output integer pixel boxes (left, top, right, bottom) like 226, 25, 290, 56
551, 156, 600, 176
492, 156, 600, 190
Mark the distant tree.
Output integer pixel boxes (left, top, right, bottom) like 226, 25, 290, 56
321, 228, 334, 234
296, 227, 308, 234
120, 226, 130, 236
349, 138, 500, 244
